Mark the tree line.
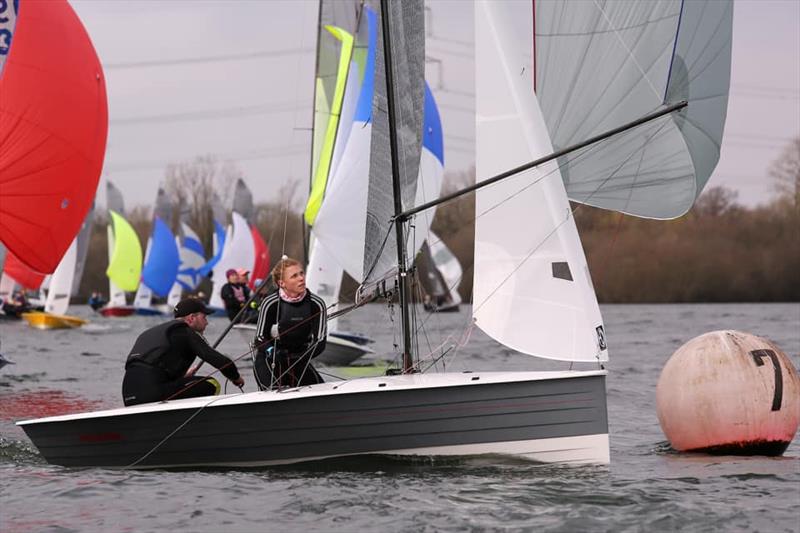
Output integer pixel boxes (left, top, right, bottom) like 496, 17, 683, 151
77, 139, 799, 304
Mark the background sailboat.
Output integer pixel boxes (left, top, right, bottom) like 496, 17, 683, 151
133, 188, 180, 315
209, 179, 270, 314
417, 231, 461, 313
167, 215, 207, 308
101, 207, 143, 317
20, 205, 96, 329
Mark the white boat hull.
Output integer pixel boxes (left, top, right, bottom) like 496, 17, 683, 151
17, 370, 609, 468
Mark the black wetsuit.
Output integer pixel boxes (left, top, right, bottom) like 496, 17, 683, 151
122, 320, 242, 406
220, 282, 250, 321
252, 290, 327, 389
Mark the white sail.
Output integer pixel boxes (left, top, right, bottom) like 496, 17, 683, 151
44, 239, 77, 316
427, 231, 462, 307
166, 236, 183, 309
306, 237, 344, 332
133, 237, 153, 308
106, 224, 126, 307
106, 182, 127, 307
210, 212, 255, 309
474, 0, 607, 363
0, 271, 15, 303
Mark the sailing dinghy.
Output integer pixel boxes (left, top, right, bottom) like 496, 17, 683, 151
21, 205, 96, 329
99, 182, 143, 317
17, 0, 731, 468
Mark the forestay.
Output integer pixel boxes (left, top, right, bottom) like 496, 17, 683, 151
533, 0, 733, 219
475, 0, 607, 363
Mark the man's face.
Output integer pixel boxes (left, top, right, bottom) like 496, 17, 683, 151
185, 312, 208, 333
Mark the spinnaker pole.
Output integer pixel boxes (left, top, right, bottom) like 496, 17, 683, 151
397, 100, 688, 221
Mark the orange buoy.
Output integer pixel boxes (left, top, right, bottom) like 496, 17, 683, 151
656, 330, 800, 456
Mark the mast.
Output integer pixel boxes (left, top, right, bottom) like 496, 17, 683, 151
379, 0, 414, 373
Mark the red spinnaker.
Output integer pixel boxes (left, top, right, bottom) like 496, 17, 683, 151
250, 225, 270, 289
3, 251, 45, 290
0, 0, 108, 273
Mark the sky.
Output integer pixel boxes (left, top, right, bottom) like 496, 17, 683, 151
67, 0, 800, 211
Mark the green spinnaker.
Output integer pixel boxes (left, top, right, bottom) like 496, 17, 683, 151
105, 210, 143, 292
304, 25, 354, 226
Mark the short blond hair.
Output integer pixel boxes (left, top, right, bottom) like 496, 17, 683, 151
271, 257, 302, 285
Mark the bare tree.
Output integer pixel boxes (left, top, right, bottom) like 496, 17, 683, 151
163, 155, 241, 252
769, 137, 800, 210
693, 185, 740, 218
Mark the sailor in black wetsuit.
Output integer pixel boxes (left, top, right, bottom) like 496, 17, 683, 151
253, 257, 327, 390
122, 298, 245, 406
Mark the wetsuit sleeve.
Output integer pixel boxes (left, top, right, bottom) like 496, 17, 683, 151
179, 328, 241, 381
308, 294, 327, 359
255, 294, 277, 348
220, 284, 236, 308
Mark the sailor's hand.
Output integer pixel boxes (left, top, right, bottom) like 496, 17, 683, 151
184, 366, 198, 378
232, 376, 245, 388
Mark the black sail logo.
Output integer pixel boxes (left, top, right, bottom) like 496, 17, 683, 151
596, 326, 607, 351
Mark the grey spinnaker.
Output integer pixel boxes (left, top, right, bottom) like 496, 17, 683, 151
533, 0, 733, 219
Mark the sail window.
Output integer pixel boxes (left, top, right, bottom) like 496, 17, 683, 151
552, 262, 573, 281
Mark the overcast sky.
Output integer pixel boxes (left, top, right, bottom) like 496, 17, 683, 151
69, 0, 799, 211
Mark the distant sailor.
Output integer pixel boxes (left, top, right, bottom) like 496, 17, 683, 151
220, 268, 251, 321
253, 257, 327, 389
122, 298, 245, 406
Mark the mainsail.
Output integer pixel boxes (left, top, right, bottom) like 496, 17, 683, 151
533, 0, 733, 218
209, 212, 255, 309
44, 239, 77, 316
105, 182, 127, 306
71, 203, 95, 297
0, 0, 108, 273
362, 0, 425, 286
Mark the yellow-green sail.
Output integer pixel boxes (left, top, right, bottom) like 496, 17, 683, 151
105, 210, 143, 292
304, 25, 354, 226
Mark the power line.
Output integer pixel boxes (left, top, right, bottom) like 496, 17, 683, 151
110, 102, 310, 126
104, 47, 314, 70
104, 145, 308, 174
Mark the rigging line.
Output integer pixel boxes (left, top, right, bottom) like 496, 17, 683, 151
124, 394, 229, 469
591, 0, 664, 103
473, 115, 673, 317
104, 47, 314, 69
